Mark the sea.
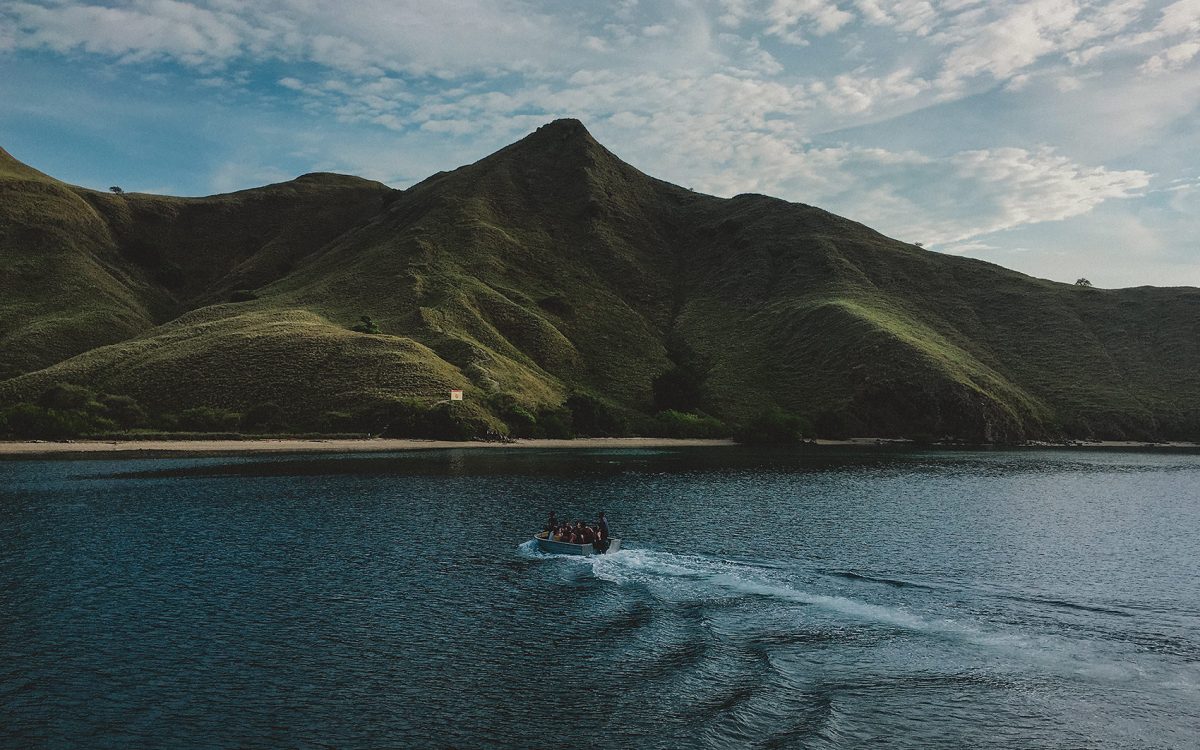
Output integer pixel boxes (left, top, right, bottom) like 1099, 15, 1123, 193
1, 447, 1198, 749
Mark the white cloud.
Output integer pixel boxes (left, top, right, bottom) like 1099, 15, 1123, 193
1141, 39, 1200, 74
6, 0, 246, 65
857, 0, 939, 34
762, 0, 856, 42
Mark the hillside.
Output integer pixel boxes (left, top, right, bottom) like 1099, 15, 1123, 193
0, 145, 391, 380
1, 121, 1198, 442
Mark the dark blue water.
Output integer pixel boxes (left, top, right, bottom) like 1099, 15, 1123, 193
2, 447, 1198, 749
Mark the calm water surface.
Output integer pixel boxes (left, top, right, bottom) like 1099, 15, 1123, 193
1, 447, 1198, 748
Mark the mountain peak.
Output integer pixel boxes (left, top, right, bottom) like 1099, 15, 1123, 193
533, 118, 591, 137
510, 117, 601, 156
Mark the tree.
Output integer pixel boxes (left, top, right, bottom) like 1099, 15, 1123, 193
350, 315, 381, 334
37, 383, 97, 411
652, 366, 703, 412
1075, 278, 1093, 287
99, 394, 148, 430
565, 394, 626, 437
241, 402, 286, 432
109, 186, 124, 194
733, 407, 811, 445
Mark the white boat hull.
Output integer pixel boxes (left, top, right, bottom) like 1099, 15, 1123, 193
533, 535, 621, 555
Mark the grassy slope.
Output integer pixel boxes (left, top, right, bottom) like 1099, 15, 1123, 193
675, 193, 1200, 438
0, 147, 161, 379
1, 124, 1198, 440
0, 144, 391, 379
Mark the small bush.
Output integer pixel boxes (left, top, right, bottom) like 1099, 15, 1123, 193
652, 367, 704, 412
649, 410, 728, 438
374, 399, 434, 437
565, 394, 626, 437
350, 315, 382, 334
38, 384, 98, 411
502, 405, 539, 437
734, 407, 811, 445
423, 402, 489, 440
178, 407, 242, 432
815, 408, 864, 439
99, 394, 148, 430
0, 403, 112, 439
241, 402, 286, 432
536, 407, 574, 439
378, 400, 491, 440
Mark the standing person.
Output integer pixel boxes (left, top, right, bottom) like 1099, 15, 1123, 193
545, 511, 557, 533
597, 512, 609, 541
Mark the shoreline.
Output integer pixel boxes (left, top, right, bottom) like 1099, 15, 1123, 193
0, 437, 738, 459
0, 436, 1197, 460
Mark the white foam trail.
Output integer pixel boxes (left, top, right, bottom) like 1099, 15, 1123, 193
553, 547, 1196, 689
586, 548, 956, 635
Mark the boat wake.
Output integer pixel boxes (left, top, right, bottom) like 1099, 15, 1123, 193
517, 541, 1199, 691
586, 548, 954, 636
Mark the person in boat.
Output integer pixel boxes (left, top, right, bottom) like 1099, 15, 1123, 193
597, 512, 609, 541
576, 522, 594, 544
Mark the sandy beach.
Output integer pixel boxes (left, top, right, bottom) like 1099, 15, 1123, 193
2, 436, 1195, 459
0, 436, 741, 459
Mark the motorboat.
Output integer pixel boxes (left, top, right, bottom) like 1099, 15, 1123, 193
534, 531, 621, 555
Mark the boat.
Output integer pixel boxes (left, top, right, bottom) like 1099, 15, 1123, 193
534, 531, 622, 555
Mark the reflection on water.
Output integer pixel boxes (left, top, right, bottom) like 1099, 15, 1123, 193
2, 447, 1198, 748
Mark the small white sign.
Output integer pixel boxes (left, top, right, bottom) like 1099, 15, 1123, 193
449, 389, 464, 401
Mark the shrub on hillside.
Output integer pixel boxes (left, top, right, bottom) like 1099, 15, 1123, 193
177, 407, 242, 432
501, 405, 539, 437
241, 402, 286, 432
734, 407, 811, 445
38, 383, 99, 411
565, 394, 626, 437
814, 408, 865, 440
488, 392, 542, 438
320, 410, 358, 433
649, 410, 728, 438
99, 394, 148, 430
652, 338, 708, 413
350, 315, 382, 334
652, 367, 704, 413
423, 402, 490, 440
0, 403, 113, 439
536, 407, 574, 439
378, 400, 491, 440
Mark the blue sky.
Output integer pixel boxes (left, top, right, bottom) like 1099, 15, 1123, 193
2, 0, 1198, 287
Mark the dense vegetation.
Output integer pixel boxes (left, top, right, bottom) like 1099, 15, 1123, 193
2, 123, 1198, 443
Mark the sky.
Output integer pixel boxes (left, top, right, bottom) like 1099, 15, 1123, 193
1, 1, 1198, 288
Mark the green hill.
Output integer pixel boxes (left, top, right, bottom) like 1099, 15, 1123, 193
2, 121, 1198, 442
